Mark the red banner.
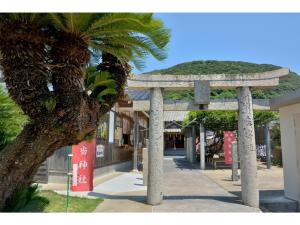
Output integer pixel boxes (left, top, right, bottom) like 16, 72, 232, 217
223, 131, 235, 165
71, 138, 96, 192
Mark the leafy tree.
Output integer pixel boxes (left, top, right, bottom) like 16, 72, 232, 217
183, 110, 277, 155
0, 13, 170, 209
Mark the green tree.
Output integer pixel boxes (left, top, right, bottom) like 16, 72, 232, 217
183, 110, 277, 154
0, 13, 170, 209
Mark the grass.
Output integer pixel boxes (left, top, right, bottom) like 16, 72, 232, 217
18, 190, 103, 212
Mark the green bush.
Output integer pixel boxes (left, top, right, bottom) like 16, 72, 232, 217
272, 145, 283, 166
3, 184, 41, 212
0, 86, 27, 150
271, 124, 282, 166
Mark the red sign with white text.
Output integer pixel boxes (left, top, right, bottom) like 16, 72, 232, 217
71, 139, 96, 192
223, 131, 235, 165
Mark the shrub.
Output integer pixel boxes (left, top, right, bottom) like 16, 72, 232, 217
0, 85, 27, 150
3, 184, 40, 212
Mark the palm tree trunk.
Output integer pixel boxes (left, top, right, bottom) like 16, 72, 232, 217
0, 29, 99, 210
0, 123, 65, 210
0, 95, 100, 210
50, 31, 100, 140
0, 28, 130, 210
97, 53, 131, 115
0, 20, 50, 119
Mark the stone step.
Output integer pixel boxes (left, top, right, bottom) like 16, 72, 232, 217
260, 195, 299, 212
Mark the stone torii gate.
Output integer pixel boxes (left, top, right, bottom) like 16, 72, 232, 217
127, 68, 289, 208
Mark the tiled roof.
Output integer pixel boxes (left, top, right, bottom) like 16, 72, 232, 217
164, 111, 189, 122
127, 90, 150, 100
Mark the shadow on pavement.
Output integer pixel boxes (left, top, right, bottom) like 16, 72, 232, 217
163, 195, 242, 204
88, 191, 245, 206
229, 189, 284, 200
172, 157, 197, 170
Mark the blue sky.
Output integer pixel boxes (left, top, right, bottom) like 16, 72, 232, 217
133, 13, 300, 75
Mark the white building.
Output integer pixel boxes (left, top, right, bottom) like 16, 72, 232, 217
271, 90, 300, 203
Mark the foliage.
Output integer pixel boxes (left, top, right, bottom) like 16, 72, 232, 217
3, 184, 39, 212
50, 13, 170, 70
17, 190, 103, 212
44, 96, 57, 112
149, 60, 280, 75
183, 110, 278, 132
0, 86, 27, 150
183, 110, 278, 154
272, 145, 283, 167
85, 66, 117, 103
271, 123, 282, 166
147, 60, 300, 100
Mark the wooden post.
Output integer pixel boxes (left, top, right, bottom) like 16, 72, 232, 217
264, 123, 272, 169
133, 111, 139, 171
200, 123, 205, 170
191, 126, 196, 163
231, 141, 239, 181
186, 128, 191, 162
143, 147, 148, 186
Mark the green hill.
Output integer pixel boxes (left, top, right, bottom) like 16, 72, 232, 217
146, 60, 300, 100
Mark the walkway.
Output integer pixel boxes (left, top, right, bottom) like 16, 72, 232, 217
92, 156, 260, 212
152, 156, 259, 212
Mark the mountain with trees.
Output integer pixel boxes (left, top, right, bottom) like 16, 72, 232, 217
146, 60, 300, 100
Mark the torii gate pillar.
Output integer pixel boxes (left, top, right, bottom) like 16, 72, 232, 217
147, 87, 164, 205
237, 86, 259, 208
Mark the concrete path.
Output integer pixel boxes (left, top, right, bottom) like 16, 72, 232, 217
152, 156, 259, 212
93, 156, 259, 212
92, 172, 151, 212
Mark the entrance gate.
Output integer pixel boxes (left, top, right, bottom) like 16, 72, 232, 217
127, 68, 289, 208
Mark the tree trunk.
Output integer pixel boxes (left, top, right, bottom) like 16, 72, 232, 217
0, 20, 50, 119
0, 29, 100, 210
50, 31, 100, 141
0, 26, 130, 210
0, 123, 64, 210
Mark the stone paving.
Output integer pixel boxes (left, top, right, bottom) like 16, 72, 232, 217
202, 162, 298, 212
93, 156, 259, 212
152, 156, 259, 212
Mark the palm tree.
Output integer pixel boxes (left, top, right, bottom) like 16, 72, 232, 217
0, 13, 170, 210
